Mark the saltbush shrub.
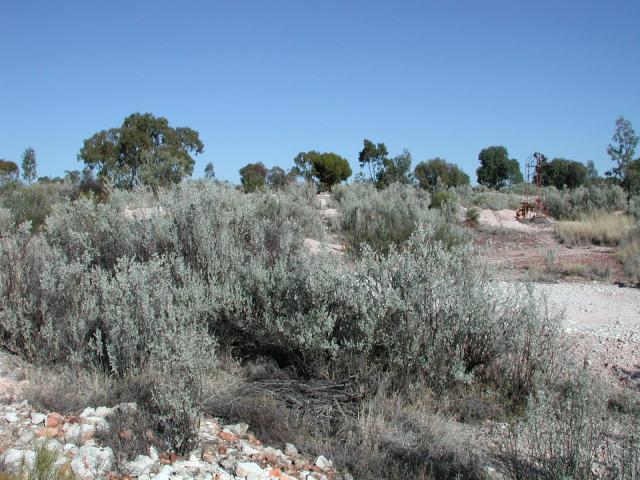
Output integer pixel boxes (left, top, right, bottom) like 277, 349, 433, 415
544, 184, 625, 220
332, 182, 435, 254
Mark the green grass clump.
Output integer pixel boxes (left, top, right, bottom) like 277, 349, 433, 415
555, 213, 633, 246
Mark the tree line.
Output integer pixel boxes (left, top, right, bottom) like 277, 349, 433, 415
2, 113, 639, 200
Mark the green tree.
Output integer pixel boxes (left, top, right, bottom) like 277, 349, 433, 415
292, 151, 352, 191
0, 159, 19, 184
204, 162, 215, 180
585, 160, 599, 184
541, 158, 588, 189
64, 170, 82, 184
239, 162, 268, 192
78, 112, 204, 190
291, 151, 317, 182
358, 139, 388, 183
629, 158, 640, 198
376, 149, 413, 188
21, 147, 37, 184
266, 166, 289, 190
414, 157, 470, 191
310, 152, 352, 191
606, 116, 639, 206
476, 146, 523, 188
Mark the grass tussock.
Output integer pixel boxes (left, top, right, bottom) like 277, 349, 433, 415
555, 213, 633, 246
0, 442, 75, 480
617, 225, 640, 283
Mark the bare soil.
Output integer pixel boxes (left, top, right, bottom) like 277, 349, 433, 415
477, 209, 640, 391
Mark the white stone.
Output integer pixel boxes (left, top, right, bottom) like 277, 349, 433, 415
31, 412, 46, 424
71, 446, 114, 480
284, 443, 298, 456
173, 459, 213, 475
224, 422, 249, 436
81, 423, 96, 440
3, 449, 36, 472
315, 455, 331, 470
65, 424, 82, 443
82, 415, 109, 432
126, 455, 155, 476
4, 412, 19, 423
151, 465, 174, 480
17, 430, 34, 445
63, 443, 79, 455
94, 406, 112, 417
235, 462, 266, 478
79, 407, 95, 418
149, 446, 159, 462
241, 443, 261, 456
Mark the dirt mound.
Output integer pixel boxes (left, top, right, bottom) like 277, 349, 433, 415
478, 209, 549, 233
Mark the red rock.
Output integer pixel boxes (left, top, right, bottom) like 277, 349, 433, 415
35, 427, 59, 438
202, 451, 216, 463
217, 431, 236, 442
217, 445, 228, 455
46, 413, 63, 428
67, 416, 81, 424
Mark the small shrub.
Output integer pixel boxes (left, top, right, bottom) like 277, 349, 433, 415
430, 190, 456, 209
466, 207, 480, 225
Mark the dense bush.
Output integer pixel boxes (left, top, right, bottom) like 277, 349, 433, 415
0, 181, 575, 465
544, 184, 625, 220
332, 182, 448, 254
503, 374, 640, 479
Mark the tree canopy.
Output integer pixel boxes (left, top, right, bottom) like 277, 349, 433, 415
376, 149, 413, 188
204, 162, 215, 180
414, 158, 470, 191
358, 139, 388, 183
0, 160, 19, 183
21, 147, 37, 184
292, 151, 352, 190
239, 162, 268, 192
541, 158, 588, 189
476, 146, 523, 188
78, 112, 204, 190
606, 116, 639, 204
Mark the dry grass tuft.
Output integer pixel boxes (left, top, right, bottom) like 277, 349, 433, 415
555, 213, 633, 246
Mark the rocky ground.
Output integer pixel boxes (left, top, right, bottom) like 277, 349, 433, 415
0, 355, 344, 480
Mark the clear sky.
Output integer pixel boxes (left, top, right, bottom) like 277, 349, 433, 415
1, 0, 639, 183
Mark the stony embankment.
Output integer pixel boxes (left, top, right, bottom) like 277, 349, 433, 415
0, 400, 344, 480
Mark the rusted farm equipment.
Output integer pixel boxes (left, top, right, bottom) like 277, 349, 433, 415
516, 152, 549, 222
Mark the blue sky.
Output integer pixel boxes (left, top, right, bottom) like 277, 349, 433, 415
1, 0, 639, 183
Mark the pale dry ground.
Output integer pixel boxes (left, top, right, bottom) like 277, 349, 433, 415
503, 281, 640, 389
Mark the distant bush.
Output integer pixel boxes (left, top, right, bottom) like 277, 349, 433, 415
544, 184, 626, 220
0, 182, 73, 230
468, 191, 522, 210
